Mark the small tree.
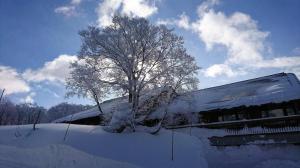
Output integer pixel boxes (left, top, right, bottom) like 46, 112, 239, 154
66, 61, 109, 114
67, 15, 199, 131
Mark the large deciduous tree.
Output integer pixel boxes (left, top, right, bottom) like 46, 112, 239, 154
66, 15, 199, 130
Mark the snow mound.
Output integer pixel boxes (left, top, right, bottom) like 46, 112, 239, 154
0, 124, 207, 168
0, 144, 139, 168
175, 127, 300, 168
254, 159, 300, 168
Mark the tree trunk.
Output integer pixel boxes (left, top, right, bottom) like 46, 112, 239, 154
92, 92, 103, 114
33, 110, 41, 130
128, 92, 132, 103
0, 89, 4, 104
94, 97, 103, 114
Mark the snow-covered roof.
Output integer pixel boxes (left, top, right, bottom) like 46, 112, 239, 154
155, 73, 300, 116
54, 96, 127, 123
54, 87, 173, 123
55, 73, 300, 122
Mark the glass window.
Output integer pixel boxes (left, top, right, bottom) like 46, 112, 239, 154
261, 110, 269, 118
223, 114, 237, 121
237, 113, 246, 120
218, 116, 223, 122
285, 107, 296, 116
249, 111, 261, 119
268, 109, 284, 117
295, 103, 300, 115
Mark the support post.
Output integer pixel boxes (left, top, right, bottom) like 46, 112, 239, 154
33, 110, 41, 130
64, 114, 74, 141
0, 89, 5, 103
171, 128, 174, 161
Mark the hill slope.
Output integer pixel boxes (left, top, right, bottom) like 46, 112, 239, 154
0, 124, 207, 168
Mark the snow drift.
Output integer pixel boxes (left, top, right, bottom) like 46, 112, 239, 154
0, 124, 207, 168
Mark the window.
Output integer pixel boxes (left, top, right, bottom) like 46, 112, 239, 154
285, 107, 296, 116
218, 116, 223, 122
268, 108, 284, 117
237, 113, 246, 120
223, 114, 237, 121
295, 102, 300, 115
261, 110, 269, 118
249, 111, 261, 119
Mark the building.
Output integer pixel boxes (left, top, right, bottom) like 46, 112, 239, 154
55, 73, 300, 130
164, 72, 300, 129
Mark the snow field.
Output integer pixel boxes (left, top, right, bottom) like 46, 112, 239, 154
0, 124, 208, 168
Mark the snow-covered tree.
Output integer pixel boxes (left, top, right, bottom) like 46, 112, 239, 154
66, 61, 109, 114
47, 102, 93, 121
67, 15, 199, 130
0, 98, 48, 125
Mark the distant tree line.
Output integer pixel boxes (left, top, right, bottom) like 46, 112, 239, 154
0, 97, 93, 125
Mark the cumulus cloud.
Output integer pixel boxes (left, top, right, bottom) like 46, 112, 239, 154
256, 56, 300, 68
157, 13, 191, 30
22, 55, 77, 83
54, 0, 82, 17
202, 64, 246, 78
197, 0, 219, 16
159, 0, 300, 78
20, 92, 36, 104
96, 0, 158, 28
192, 11, 269, 65
0, 66, 30, 95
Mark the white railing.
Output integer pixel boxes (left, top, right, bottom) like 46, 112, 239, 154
225, 126, 300, 135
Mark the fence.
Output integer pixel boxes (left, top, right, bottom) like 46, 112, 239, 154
224, 126, 300, 135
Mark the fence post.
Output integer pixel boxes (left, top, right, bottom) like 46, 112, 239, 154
171, 128, 174, 161
0, 89, 5, 104
33, 110, 41, 130
64, 114, 74, 141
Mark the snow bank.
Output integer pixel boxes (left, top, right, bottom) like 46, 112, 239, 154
0, 124, 207, 168
0, 144, 139, 168
175, 127, 300, 168
254, 159, 300, 168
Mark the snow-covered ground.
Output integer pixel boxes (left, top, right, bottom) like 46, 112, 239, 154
0, 124, 207, 168
0, 123, 299, 168
176, 127, 300, 168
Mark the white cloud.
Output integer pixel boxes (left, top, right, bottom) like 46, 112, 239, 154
197, 0, 219, 16
292, 47, 300, 55
160, 0, 300, 78
70, 0, 82, 5
285, 66, 300, 79
20, 92, 36, 104
192, 10, 269, 65
97, 0, 123, 28
54, 0, 82, 17
255, 56, 300, 68
121, 0, 157, 18
157, 13, 191, 30
0, 66, 30, 95
203, 64, 245, 77
96, 0, 158, 28
22, 55, 77, 83
55, 6, 77, 17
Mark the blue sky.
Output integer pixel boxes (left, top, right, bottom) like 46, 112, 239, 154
0, 0, 299, 108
